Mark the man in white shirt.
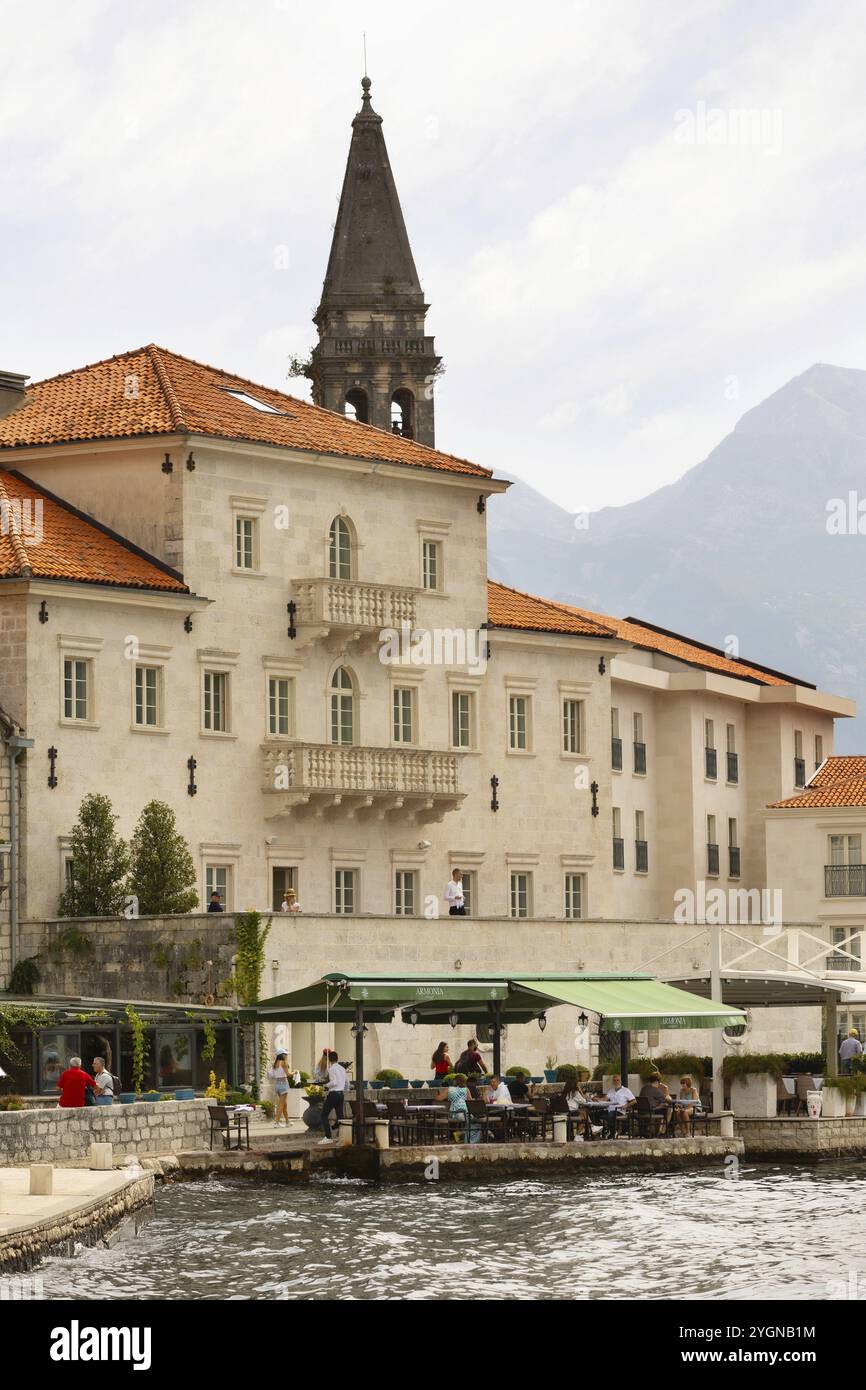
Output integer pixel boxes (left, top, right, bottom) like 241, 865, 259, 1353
319, 1050, 349, 1144
603, 1074, 635, 1138
444, 868, 466, 916
92, 1056, 114, 1101
487, 1075, 512, 1105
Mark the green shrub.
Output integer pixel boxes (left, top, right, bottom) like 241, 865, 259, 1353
652, 1053, 705, 1080
721, 1053, 785, 1081
0, 1094, 25, 1111
784, 1052, 826, 1074
824, 1074, 863, 1098
259, 1099, 275, 1118
375, 1068, 404, 1082
505, 1065, 529, 1078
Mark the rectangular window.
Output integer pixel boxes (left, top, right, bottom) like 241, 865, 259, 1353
562, 699, 584, 754
611, 707, 622, 770
63, 658, 89, 721
509, 694, 530, 751
826, 836, 866, 897
205, 864, 230, 908
728, 817, 740, 878
510, 871, 531, 918
564, 873, 584, 920
422, 539, 441, 591
726, 724, 739, 783
134, 665, 160, 728
234, 516, 257, 570
335, 869, 356, 915
392, 687, 414, 744
704, 719, 717, 779
203, 671, 229, 732
635, 810, 648, 873
707, 815, 719, 877
394, 870, 417, 916
451, 690, 473, 748
271, 866, 298, 912
815, 734, 824, 770
633, 712, 646, 774
268, 677, 293, 736
831, 927, 862, 971
613, 807, 624, 871
459, 870, 474, 915
794, 729, 805, 787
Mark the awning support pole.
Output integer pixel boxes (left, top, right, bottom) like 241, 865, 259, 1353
492, 999, 502, 1076
354, 1001, 365, 1145
825, 992, 838, 1078
710, 921, 724, 1112
619, 1029, 630, 1084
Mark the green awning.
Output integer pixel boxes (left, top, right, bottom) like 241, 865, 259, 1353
515, 976, 746, 1031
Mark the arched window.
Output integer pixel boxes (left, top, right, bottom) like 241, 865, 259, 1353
330, 667, 356, 745
328, 516, 354, 580
344, 388, 369, 424
390, 388, 415, 439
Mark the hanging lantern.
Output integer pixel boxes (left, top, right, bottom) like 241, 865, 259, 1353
448, 1010, 459, 1029
537, 1012, 547, 1032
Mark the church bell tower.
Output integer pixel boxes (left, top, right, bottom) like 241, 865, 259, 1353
307, 77, 441, 447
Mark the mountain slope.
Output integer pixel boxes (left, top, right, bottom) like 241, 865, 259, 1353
488, 364, 866, 749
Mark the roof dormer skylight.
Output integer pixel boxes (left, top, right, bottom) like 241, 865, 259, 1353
221, 389, 286, 415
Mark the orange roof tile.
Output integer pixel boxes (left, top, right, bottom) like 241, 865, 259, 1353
488, 580, 805, 687
0, 469, 188, 592
487, 581, 616, 639
0, 345, 491, 479
769, 757, 866, 808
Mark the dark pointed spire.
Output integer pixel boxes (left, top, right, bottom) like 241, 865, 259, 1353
316, 76, 424, 312
307, 79, 441, 447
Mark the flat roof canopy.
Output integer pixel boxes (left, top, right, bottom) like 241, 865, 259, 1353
243, 971, 745, 1032
662, 970, 854, 1009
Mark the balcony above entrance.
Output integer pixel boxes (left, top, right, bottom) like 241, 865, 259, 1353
289, 579, 418, 650
262, 742, 464, 822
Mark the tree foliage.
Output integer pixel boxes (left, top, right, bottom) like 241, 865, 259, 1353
129, 800, 198, 915
58, 793, 130, 917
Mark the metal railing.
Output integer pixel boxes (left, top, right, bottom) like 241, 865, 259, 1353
611, 736, 623, 771
705, 747, 717, 779
794, 757, 806, 788
635, 839, 649, 873
613, 837, 625, 870
728, 846, 741, 878
726, 751, 739, 784
825, 864, 866, 898
633, 741, 647, 775
707, 842, 720, 876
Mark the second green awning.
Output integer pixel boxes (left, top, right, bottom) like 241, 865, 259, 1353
515, 976, 745, 1031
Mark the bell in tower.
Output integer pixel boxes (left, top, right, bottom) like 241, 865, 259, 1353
307, 78, 441, 447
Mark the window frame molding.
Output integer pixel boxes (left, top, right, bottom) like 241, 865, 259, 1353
197, 648, 239, 739
416, 518, 450, 595
229, 493, 267, 577
58, 634, 103, 729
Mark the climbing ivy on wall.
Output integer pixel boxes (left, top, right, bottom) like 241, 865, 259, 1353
233, 911, 270, 1007
125, 1004, 146, 1095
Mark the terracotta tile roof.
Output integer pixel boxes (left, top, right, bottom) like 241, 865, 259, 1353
769, 757, 866, 809
488, 580, 804, 687
487, 581, 617, 639
0, 469, 188, 592
0, 345, 491, 479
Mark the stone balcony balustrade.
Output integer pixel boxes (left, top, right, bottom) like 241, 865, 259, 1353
289, 578, 418, 650
262, 741, 464, 822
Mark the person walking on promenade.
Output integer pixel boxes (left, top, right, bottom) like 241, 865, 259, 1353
318, 1050, 348, 1144
92, 1056, 114, 1103
840, 1028, 863, 1075
268, 1050, 292, 1126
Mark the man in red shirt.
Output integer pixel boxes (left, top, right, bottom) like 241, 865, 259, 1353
57, 1055, 95, 1108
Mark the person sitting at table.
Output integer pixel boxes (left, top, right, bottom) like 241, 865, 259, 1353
602, 1074, 636, 1138
505, 1070, 532, 1102
675, 1075, 700, 1134
562, 1076, 589, 1111
487, 1075, 512, 1105
437, 1072, 480, 1143
639, 1073, 673, 1129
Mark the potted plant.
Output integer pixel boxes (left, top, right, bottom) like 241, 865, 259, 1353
410, 1079, 425, 1089
118, 1092, 137, 1105
544, 1055, 558, 1084
302, 1084, 325, 1130
375, 1068, 406, 1089
140, 1090, 162, 1103
722, 1054, 783, 1118
823, 1074, 859, 1117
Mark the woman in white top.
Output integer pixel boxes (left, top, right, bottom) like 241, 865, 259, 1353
268, 1051, 292, 1126
281, 889, 301, 913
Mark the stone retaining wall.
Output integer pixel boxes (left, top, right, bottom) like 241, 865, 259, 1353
0, 1099, 212, 1166
0, 1174, 154, 1274
735, 1115, 866, 1161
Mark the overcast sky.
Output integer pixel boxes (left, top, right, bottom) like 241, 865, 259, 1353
2, 0, 865, 511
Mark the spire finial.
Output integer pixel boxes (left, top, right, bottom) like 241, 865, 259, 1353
361, 74, 372, 104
